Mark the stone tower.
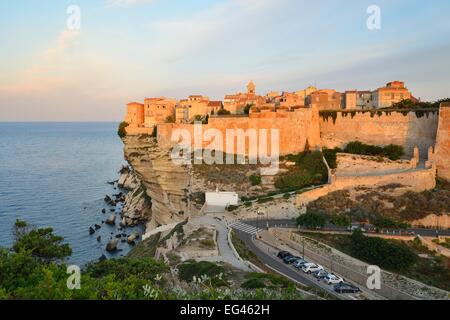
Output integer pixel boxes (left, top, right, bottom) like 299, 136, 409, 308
247, 81, 256, 95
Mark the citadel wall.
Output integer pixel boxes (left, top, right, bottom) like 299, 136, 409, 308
319, 110, 439, 157
156, 108, 321, 156
434, 103, 450, 180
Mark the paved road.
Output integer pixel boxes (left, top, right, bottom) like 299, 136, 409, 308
192, 215, 252, 271
232, 228, 351, 300
239, 218, 450, 237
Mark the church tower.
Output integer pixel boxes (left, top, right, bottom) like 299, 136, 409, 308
247, 80, 256, 95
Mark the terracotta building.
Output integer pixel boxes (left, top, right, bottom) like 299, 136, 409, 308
371, 81, 412, 109
144, 97, 176, 127
125, 102, 145, 127
308, 89, 344, 110
224, 81, 262, 114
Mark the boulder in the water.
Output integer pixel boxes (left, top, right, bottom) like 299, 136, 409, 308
106, 214, 116, 225
106, 240, 118, 252
89, 227, 96, 235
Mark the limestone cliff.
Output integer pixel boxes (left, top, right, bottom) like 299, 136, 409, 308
122, 135, 192, 231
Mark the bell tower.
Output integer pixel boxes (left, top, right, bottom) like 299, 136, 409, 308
247, 80, 256, 95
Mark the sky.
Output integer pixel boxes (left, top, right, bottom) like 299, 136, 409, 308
0, 0, 449, 121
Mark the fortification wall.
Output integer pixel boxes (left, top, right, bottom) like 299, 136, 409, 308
156, 109, 321, 156
320, 110, 439, 157
434, 104, 450, 181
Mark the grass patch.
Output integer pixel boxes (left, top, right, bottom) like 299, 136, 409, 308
178, 260, 228, 287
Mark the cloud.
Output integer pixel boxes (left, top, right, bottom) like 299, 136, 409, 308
147, 0, 283, 63
105, 0, 154, 7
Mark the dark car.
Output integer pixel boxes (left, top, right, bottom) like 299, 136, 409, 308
277, 251, 291, 259
333, 283, 361, 294
283, 255, 300, 264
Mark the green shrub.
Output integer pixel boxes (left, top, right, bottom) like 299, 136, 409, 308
344, 141, 404, 161
241, 273, 292, 289
349, 230, 417, 271
249, 174, 262, 186
178, 261, 228, 286
217, 109, 231, 115
117, 122, 129, 138
276, 151, 328, 191
382, 144, 405, 160
322, 147, 342, 169
296, 211, 326, 229
329, 214, 351, 227
371, 216, 409, 229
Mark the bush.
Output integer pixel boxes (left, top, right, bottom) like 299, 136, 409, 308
117, 122, 129, 138
371, 216, 409, 229
249, 174, 262, 186
217, 109, 231, 115
382, 144, 405, 160
329, 214, 351, 227
276, 151, 328, 190
296, 211, 326, 229
178, 261, 228, 286
349, 230, 417, 271
344, 141, 404, 161
241, 273, 292, 289
12, 220, 72, 263
322, 148, 341, 169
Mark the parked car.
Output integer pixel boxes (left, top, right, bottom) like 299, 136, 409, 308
334, 283, 361, 294
348, 224, 366, 233
313, 269, 329, 279
277, 251, 291, 259
283, 255, 301, 264
302, 263, 324, 274
325, 273, 344, 285
293, 259, 308, 269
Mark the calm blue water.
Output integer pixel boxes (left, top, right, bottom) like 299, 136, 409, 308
0, 122, 142, 265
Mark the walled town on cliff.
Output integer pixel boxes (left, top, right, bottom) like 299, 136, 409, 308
114, 80, 450, 300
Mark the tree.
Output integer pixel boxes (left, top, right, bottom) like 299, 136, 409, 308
296, 211, 326, 229
117, 122, 129, 138
243, 104, 254, 115
12, 220, 72, 263
217, 108, 231, 115
249, 174, 262, 186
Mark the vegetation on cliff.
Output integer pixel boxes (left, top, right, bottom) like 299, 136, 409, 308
275, 151, 328, 191
117, 121, 129, 138
304, 232, 450, 291
344, 141, 405, 160
0, 220, 308, 300
307, 184, 450, 223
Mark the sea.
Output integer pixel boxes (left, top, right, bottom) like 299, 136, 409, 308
0, 122, 143, 266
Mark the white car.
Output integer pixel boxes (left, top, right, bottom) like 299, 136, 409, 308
293, 259, 308, 269
325, 273, 344, 285
302, 263, 324, 274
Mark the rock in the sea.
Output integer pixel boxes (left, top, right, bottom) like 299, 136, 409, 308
89, 226, 96, 235
106, 240, 119, 252
106, 214, 116, 225
94, 224, 101, 230
97, 236, 101, 242
127, 233, 138, 244
115, 234, 122, 238
99, 254, 107, 262
104, 195, 116, 206
102, 209, 106, 214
